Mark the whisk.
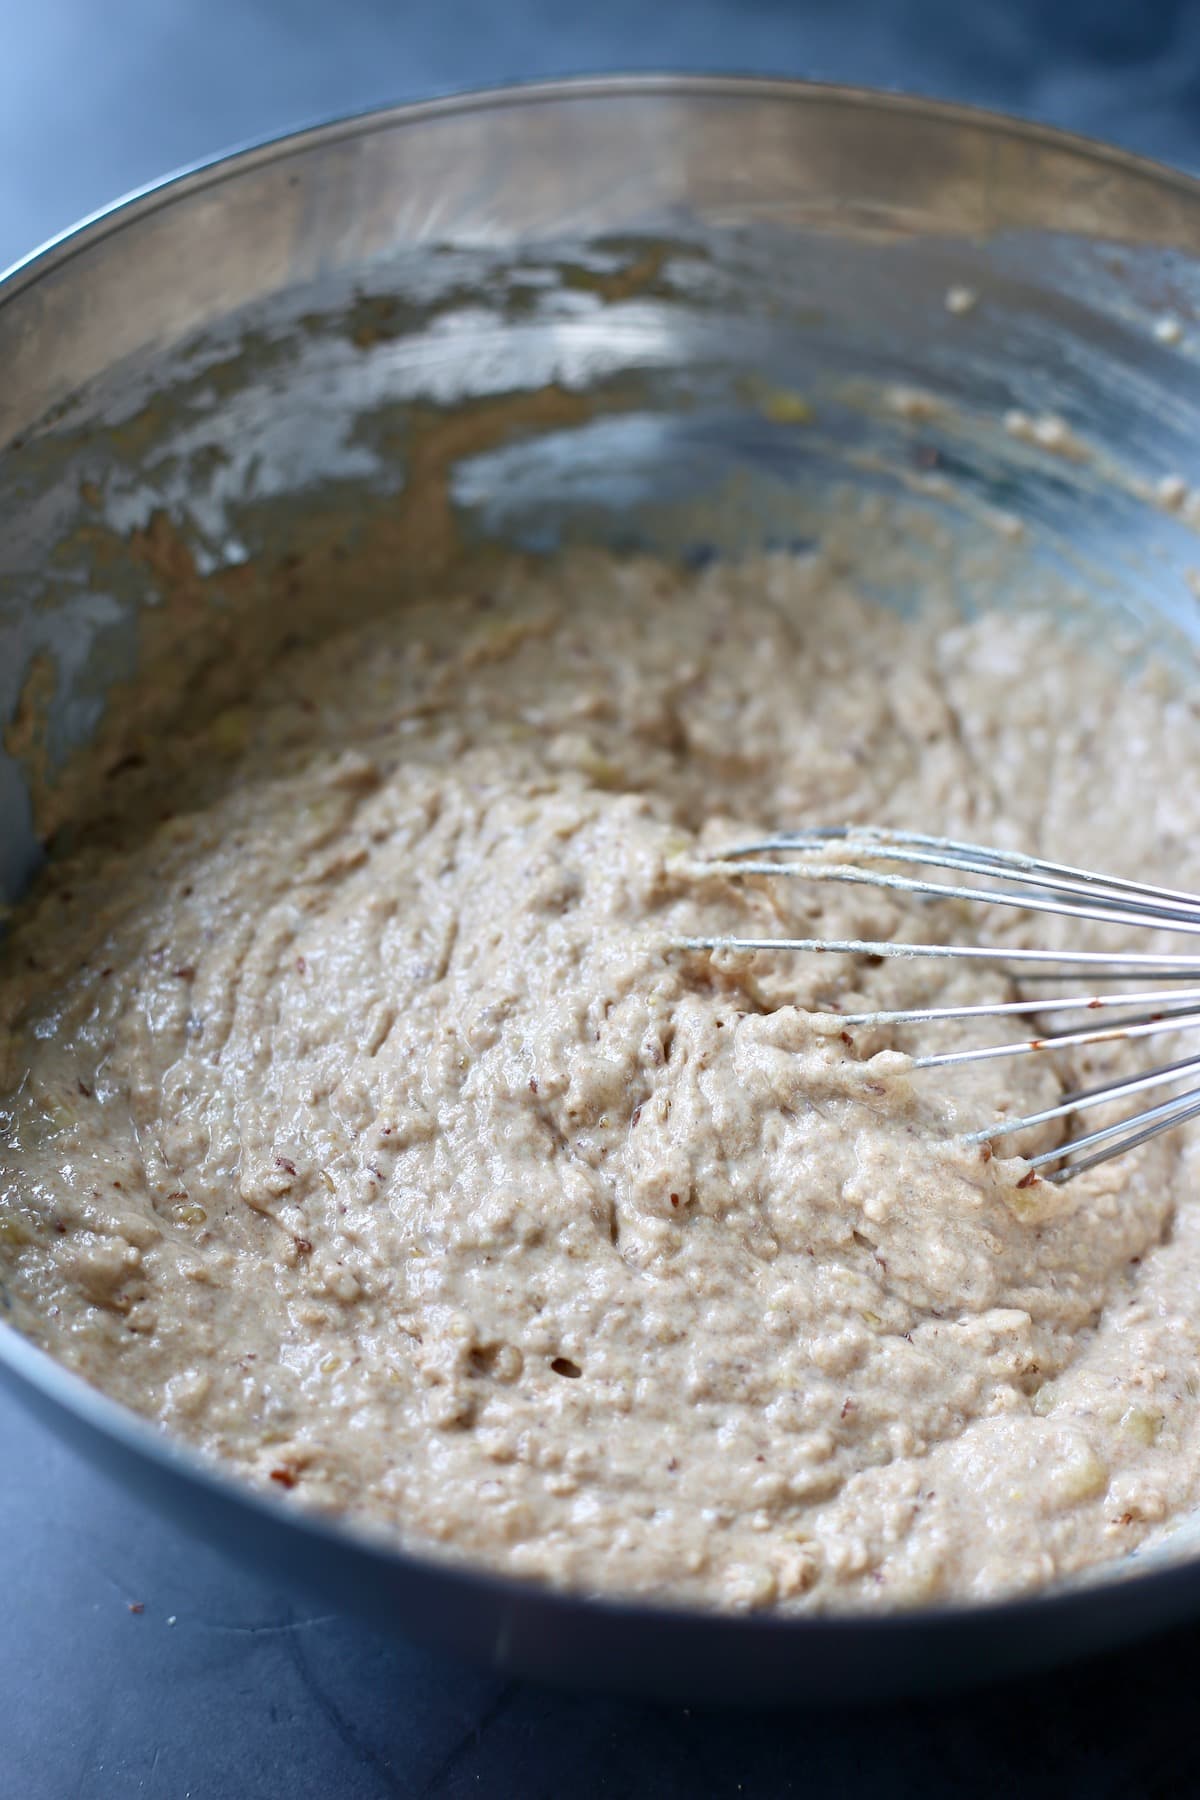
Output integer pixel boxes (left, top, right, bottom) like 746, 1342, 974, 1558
680, 826, 1200, 1183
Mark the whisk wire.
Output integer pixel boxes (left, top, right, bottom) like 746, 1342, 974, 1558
959, 1050, 1200, 1144
695, 856, 1200, 938
680, 825, 1200, 1180
1039, 1088, 1200, 1182
736, 827, 1200, 916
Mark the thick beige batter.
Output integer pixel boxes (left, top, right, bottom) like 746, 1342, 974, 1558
3, 545, 1200, 1612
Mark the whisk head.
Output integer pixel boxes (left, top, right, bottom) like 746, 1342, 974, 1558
679, 827, 1200, 1182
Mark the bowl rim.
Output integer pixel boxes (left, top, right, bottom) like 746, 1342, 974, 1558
5, 70, 1200, 301
0, 1284, 1180, 1655
3, 70, 1200, 1668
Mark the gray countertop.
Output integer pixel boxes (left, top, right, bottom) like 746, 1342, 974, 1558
6, 3, 1200, 1793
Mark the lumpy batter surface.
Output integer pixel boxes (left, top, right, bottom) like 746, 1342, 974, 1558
4, 547, 1200, 1612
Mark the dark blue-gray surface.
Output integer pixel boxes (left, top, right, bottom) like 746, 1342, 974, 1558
6, 3, 1200, 1794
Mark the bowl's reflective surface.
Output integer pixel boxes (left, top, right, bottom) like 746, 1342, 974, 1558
5, 78, 1200, 1700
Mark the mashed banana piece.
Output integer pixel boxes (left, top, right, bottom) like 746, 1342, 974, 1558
3, 547, 1200, 1613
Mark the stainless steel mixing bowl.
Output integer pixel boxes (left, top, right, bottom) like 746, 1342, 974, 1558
5, 76, 1200, 1703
